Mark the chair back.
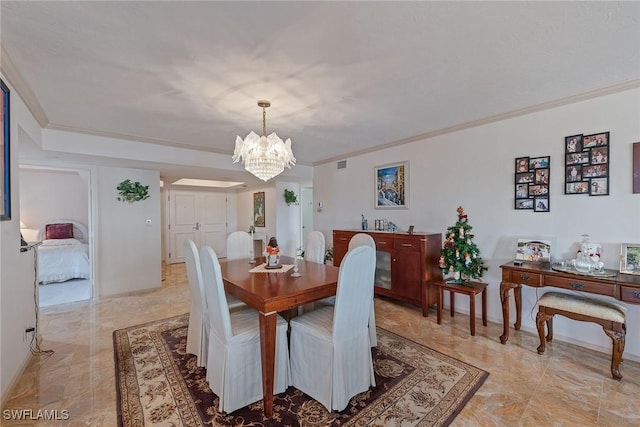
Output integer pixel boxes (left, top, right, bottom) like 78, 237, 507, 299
332, 246, 376, 340
305, 231, 325, 264
226, 231, 253, 260
184, 240, 207, 319
200, 246, 233, 341
348, 233, 376, 251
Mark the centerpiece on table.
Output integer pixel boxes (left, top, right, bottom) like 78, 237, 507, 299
439, 206, 487, 284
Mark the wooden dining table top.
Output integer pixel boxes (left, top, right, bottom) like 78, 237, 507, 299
219, 255, 340, 313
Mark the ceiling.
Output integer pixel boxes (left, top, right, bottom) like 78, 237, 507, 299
2, 1, 639, 187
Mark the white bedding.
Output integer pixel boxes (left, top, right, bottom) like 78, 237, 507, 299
38, 239, 90, 284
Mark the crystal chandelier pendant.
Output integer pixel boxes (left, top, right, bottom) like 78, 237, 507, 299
232, 100, 296, 181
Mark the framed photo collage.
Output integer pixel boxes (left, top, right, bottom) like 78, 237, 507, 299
514, 155, 550, 212
564, 132, 609, 196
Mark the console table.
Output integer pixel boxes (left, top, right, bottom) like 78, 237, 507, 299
500, 261, 640, 344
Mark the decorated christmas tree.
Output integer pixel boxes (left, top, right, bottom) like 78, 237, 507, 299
439, 206, 487, 284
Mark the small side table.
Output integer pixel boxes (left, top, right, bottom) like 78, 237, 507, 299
435, 280, 488, 336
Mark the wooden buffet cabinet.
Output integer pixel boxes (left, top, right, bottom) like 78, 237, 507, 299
333, 230, 443, 316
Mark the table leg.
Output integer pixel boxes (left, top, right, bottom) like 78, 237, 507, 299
437, 287, 443, 324
450, 291, 455, 317
482, 288, 487, 326
258, 311, 277, 418
470, 293, 476, 336
514, 285, 522, 330
500, 281, 517, 344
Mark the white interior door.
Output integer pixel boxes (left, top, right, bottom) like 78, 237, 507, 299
168, 190, 227, 264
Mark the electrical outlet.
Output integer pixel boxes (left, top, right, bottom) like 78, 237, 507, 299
24, 327, 35, 341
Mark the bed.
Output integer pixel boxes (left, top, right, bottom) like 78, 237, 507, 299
37, 220, 90, 285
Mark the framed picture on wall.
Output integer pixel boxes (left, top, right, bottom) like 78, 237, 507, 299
513, 155, 550, 212
564, 131, 610, 196
253, 192, 265, 227
0, 78, 10, 221
375, 161, 408, 209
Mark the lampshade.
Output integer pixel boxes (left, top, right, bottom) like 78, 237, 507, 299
232, 100, 296, 181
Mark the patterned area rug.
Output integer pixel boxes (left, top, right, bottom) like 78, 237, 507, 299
113, 314, 488, 426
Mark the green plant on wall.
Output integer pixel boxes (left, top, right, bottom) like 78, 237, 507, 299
284, 188, 299, 206
117, 179, 150, 203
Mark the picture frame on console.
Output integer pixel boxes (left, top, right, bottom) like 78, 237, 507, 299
620, 243, 640, 276
375, 161, 408, 209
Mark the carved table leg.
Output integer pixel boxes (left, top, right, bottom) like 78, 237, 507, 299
536, 311, 552, 354
500, 281, 519, 344
514, 285, 522, 330
604, 325, 626, 381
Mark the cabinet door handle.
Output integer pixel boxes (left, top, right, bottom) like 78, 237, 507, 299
392, 258, 397, 262
519, 274, 531, 281
378, 241, 388, 245
401, 243, 412, 247
339, 238, 347, 241
570, 282, 585, 290
632, 291, 640, 299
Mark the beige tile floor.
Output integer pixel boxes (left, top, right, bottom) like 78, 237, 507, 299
3, 262, 640, 426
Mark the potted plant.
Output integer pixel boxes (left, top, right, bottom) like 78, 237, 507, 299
116, 179, 150, 203
284, 189, 299, 206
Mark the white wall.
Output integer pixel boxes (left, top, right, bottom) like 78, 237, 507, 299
0, 77, 42, 403
96, 166, 161, 297
19, 168, 88, 241
314, 87, 640, 360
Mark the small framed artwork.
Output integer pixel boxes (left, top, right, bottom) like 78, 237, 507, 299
515, 198, 533, 210
0, 79, 9, 221
564, 131, 610, 196
516, 239, 552, 263
566, 165, 582, 182
566, 181, 589, 194
565, 134, 583, 153
253, 192, 265, 227
589, 177, 609, 196
620, 243, 640, 275
514, 155, 550, 212
375, 161, 408, 209
534, 196, 549, 212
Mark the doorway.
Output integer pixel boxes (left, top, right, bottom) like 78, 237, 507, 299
19, 166, 94, 307
166, 189, 228, 264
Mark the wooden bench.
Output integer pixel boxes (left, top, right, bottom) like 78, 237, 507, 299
535, 291, 627, 380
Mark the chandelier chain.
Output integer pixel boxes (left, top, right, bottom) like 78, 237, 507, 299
262, 106, 267, 136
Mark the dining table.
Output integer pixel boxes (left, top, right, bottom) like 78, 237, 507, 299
219, 255, 340, 418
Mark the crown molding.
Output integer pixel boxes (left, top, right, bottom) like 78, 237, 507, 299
0, 44, 49, 127
315, 79, 640, 166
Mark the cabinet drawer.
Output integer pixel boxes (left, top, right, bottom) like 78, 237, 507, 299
393, 237, 421, 251
373, 236, 394, 249
333, 232, 353, 244
545, 276, 617, 297
506, 270, 542, 286
620, 286, 640, 304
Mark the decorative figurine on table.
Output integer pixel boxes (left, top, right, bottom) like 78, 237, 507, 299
265, 237, 281, 268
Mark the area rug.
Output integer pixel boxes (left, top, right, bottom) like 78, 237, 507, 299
113, 314, 488, 427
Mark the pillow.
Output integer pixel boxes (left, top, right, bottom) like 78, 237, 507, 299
45, 223, 74, 240
41, 238, 81, 246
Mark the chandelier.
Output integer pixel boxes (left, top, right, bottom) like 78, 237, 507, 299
232, 100, 296, 181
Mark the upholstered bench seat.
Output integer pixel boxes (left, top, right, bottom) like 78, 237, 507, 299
536, 291, 626, 380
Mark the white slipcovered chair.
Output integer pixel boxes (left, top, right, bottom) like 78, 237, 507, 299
289, 245, 377, 412
305, 231, 325, 264
200, 246, 291, 414
226, 230, 253, 260
348, 233, 378, 347
184, 239, 208, 368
